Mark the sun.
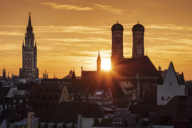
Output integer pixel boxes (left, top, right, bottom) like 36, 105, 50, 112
101, 58, 111, 70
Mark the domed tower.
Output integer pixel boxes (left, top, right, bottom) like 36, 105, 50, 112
132, 22, 145, 58
111, 22, 124, 68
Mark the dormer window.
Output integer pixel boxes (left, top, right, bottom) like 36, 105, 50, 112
40, 122, 45, 128
19, 100, 23, 103
161, 115, 170, 124
57, 123, 63, 128
48, 122, 54, 128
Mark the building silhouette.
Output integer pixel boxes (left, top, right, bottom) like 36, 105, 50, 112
19, 13, 39, 80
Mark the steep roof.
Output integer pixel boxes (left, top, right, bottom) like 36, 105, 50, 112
29, 84, 65, 108
113, 56, 159, 78
161, 62, 185, 85
98, 73, 124, 95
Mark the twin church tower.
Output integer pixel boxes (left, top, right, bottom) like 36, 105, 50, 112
97, 22, 145, 71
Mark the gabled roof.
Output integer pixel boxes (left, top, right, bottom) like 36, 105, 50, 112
161, 62, 185, 85
29, 84, 65, 108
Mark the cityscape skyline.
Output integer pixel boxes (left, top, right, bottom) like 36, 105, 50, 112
0, 0, 192, 79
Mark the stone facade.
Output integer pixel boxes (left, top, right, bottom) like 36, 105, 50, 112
19, 13, 39, 80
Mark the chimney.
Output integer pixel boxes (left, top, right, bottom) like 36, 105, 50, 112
85, 88, 89, 103
28, 112, 31, 128
78, 114, 82, 128
28, 112, 35, 128
31, 112, 34, 128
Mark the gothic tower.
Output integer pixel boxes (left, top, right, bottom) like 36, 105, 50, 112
132, 23, 145, 58
97, 51, 101, 71
19, 13, 39, 80
111, 22, 124, 68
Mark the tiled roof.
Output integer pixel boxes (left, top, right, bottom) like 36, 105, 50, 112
0, 110, 14, 124
38, 102, 105, 123
130, 104, 163, 118
29, 84, 64, 108
113, 56, 159, 77
150, 96, 192, 125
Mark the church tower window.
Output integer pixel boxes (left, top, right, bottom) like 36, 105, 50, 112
138, 40, 141, 44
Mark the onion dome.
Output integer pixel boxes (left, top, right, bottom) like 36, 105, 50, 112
111, 21, 124, 31
132, 22, 145, 32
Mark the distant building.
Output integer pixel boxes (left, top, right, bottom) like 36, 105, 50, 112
151, 96, 192, 128
19, 13, 39, 80
157, 62, 185, 105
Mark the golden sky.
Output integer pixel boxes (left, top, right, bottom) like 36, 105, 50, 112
1, 0, 192, 80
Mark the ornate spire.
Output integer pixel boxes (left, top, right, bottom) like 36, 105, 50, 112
27, 12, 33, 31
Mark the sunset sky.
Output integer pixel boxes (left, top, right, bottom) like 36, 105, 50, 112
1, 0, 192, 79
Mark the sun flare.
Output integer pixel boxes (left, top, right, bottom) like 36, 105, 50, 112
101, 58, 111, 70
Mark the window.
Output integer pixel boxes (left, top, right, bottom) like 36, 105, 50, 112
161, 115, 170, 124
161, 97, 164, 101
170, 82, 172, 85
138, 40, 141, 44
13, 100, 16, 103
19, 100, 23, 103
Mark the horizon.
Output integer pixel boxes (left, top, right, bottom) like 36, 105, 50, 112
0, 0, 192, 80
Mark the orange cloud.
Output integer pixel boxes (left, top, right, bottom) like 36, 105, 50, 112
42, 3, 94, 11
94, 4, 123, 15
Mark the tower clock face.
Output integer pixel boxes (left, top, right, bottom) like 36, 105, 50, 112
137, 49, 142, 54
